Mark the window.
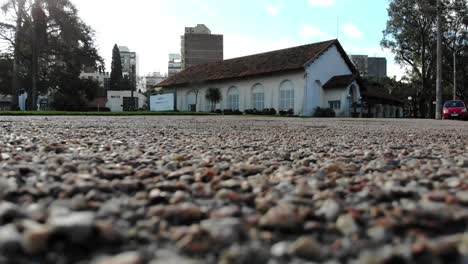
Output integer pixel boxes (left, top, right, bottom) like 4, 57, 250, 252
329, 100, 341, 110
227, 86, 240, 110
279, 80, 294, 111
252, 84, 264, 110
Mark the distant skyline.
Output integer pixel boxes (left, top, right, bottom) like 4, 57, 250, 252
77, 0, 405, 79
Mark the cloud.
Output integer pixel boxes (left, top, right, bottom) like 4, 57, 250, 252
341, 24, 363, 39
308, 0, 335, 7
266, 4, 281, 16
300, 25, 334, 40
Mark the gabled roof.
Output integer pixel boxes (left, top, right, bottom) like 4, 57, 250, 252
158, 39, 358, 87
323, 74, 357, 89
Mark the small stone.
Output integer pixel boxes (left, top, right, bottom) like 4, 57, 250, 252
0, 224, 22, 254
21, 220, 50, 255
219, 243, 269, 264
0, 202, 25, 224
201, 218, 246, 245
367, 226, 387, 242
176, 226, 216, 254
456, 192, 468, 205
93, 252, 144, 264
336, 214, 359, 236
270, 241, 291, 258
48, 211, 95, 244
259, 204, 304, 231
288, 236, 322, 260
317, 199, 342, 221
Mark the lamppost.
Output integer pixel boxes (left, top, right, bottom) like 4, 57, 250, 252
408, 96, 413, 118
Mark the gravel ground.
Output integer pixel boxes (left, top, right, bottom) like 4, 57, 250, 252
0, 116, 467, 264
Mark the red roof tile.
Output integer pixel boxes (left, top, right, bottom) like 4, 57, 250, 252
158, 39, 356, 87
323, 74, 357, 89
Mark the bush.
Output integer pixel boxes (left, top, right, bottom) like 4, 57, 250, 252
86, 106, 111, 112
313, 107, 336, 118
244, 108, 277, 115
279, 109, 294, 116
223, 109, 243, 115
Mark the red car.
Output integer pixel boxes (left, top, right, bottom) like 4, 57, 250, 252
442, 100, 467, 120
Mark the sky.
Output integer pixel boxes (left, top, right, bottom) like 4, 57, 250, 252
76, 0, 406, 79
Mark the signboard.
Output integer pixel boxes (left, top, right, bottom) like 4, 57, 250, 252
150, 94, 174, 111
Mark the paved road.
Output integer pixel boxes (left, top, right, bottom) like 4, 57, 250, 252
0, 116, 467, 263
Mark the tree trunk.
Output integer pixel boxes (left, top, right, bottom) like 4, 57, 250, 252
11, 0, 26, 111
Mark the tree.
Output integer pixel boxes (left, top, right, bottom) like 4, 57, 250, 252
110, 44, 122, 90
30, 0, 47, 110
0, 53, 12, 95
382, 0, 438, 118
0, 0, 103, 111
205, 87, 222, 112
382, 0, 467, 117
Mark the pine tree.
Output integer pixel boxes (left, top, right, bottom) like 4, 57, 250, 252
110, 44, 122, 90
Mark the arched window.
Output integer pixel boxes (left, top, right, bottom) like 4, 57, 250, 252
252, 84, 264, 110
279, 80, 294, 111
187, 91, 196, 112
227, 86, 239, 110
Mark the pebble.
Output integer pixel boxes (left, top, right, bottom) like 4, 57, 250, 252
0, 116, 466, 264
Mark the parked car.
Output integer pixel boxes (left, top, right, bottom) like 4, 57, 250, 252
442, 100, 467, 120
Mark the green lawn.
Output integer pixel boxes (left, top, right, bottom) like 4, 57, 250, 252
0, 111, 215, 116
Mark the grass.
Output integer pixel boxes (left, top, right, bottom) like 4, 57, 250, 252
0, 111, 215, 116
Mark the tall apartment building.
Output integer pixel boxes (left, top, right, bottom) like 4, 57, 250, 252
181, 24, 223, 69
168, 53, 182, 77
119, 46, 138, 87
349, 55, 387, 79
145, 72, 167, 89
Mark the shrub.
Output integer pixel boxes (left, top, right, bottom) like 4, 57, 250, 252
313, 107, 336, 117
223, 109, 243, 115
86, 106, 111, 112
279, 109, 294, 116
244, 108, 277, 115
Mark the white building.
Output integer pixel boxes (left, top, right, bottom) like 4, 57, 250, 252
106, 90, 147, 112
79, 71, 110, 92
145, 72, 167, 90
168, 54, 182, 77
158, 39, 366, 117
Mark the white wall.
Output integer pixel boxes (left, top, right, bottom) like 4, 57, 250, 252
322, 81, 362, 117
106, 90, 147, 112
174, 71, 306, 115
304, 45, 354, 116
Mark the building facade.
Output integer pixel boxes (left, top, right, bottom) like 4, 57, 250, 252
168, 54, 182, 77
349, 55, 387, 79
79, 70, 111, 96
159, 40, 370, 117
119, 46, 138, 87
181, 24, 223, 69
106, 90, 147, 112
145, 72, 167, 90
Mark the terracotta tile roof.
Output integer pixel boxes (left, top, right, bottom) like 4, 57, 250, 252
362, 89, 403, 106
158, 39, 356, 87
323, 74, 357, 89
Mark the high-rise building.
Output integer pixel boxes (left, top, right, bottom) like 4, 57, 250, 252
349, 55, 387, 79
119, 46, 138, 87
181, 24, 223, 69
145, 72, 167, 89
168, 54, 182, 77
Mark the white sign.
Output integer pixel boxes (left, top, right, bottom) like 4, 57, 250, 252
150, 94, 174, 111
